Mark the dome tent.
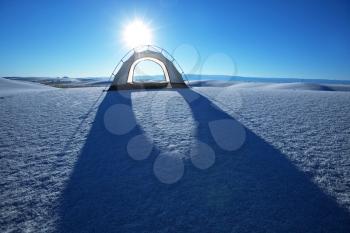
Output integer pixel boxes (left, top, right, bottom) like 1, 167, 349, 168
108, 45, 188, 90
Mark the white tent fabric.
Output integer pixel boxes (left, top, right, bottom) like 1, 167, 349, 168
109, 46, 187, 90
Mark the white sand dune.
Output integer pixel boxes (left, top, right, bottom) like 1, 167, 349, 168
264, 82, 342, 91
0, 77, 54, 97
234, 82, 350, 91
189, 80, 350, 92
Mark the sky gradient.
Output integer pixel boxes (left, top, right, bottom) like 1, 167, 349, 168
0, 0, 349, 80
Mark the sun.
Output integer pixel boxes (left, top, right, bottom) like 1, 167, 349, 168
123, 19, 153, 49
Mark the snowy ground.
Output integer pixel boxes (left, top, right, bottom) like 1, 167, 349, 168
1, 80, 350, 232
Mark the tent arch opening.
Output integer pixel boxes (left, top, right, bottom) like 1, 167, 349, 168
108, 45, 188, 90
128, 57, 170, 84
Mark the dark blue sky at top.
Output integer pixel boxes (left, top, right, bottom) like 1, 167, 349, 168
0, 0, 349, 80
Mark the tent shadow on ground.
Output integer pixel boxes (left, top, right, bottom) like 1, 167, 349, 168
57, 88, 350, 233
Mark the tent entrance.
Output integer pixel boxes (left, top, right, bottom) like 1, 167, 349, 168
128, 57, 170, 84
108, 45, 188, 90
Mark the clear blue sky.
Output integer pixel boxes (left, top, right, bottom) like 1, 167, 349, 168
1, 0, 349, 80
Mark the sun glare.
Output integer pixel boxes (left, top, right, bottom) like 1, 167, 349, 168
123, 19, 152, 49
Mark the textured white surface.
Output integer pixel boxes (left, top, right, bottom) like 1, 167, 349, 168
1, 85, 350, 232
199, 86, 350, 207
